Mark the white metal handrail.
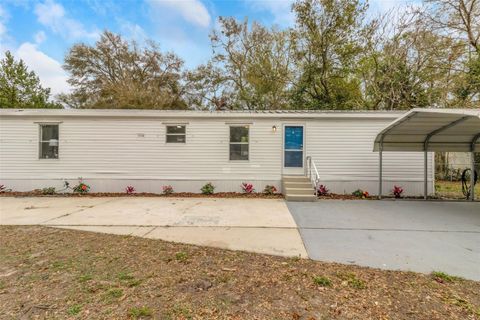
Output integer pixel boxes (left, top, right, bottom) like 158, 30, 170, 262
306, 156, 320, 191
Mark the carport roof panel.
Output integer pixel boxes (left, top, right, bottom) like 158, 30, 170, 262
374, 109, 480, 152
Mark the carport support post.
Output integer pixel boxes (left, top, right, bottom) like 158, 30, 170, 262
471, 152, 475, 201
378, 141, 383, 199
424, 146, 428, 200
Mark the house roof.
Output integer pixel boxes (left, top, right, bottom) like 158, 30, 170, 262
0, 108, 405, 119
373, 108, 480, 152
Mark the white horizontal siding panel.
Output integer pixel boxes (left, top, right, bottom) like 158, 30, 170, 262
306, 118, 434, 195
0, 118, 282, 182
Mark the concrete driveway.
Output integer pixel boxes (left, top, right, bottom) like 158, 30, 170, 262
287, 200, 480, 281
0, 197, 307, 258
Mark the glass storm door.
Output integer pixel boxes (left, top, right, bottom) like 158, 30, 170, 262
284, 125, 304, 174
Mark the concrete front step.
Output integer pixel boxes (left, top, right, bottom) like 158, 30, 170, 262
284, 187, 315, 195
282, 175, 316, 202
282, 175, 310, 183
283, 182, 313, 189
285, 194, 317, 202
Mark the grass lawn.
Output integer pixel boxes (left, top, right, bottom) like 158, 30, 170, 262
1, 226, 479, 319
436, 180, 480, 199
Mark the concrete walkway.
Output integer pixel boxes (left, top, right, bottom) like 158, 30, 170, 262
288, 200, 480, 281
0, 197, 307, 258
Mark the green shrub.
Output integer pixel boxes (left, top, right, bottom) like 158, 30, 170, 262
201, 182, 215, 194
42, 187, 55, 195
313, 275, 332, 287
263, 185, 277, 195
42, 187, 56, 195
73, 178, 90, 193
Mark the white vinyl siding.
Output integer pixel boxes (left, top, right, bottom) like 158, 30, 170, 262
0, 111, 434, 195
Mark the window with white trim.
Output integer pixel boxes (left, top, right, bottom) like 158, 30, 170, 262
229, 126, 249, 160
166, 125, 186, 143
39, 124, 59, 159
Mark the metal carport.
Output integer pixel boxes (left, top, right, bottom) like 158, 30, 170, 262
374, 109, 480, 200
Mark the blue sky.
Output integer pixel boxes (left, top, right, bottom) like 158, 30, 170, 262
0, 0, 417, 96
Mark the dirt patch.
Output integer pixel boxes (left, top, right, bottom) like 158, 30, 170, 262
1, 226, 479, 319
0, 191, 283, 199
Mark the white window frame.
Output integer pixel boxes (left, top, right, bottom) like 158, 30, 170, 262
38, 123, 60, 160
229, 125, 249, 161
165, 124, 186, 144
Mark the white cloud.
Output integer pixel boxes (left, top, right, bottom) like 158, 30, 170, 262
34, 0, 99, 40
0, 5, 9, 41
34, 31, 46, 44
147, 0, 211, 28
16, 42, 70, 96
119, 21, 148, 43
246, 0, 295, 26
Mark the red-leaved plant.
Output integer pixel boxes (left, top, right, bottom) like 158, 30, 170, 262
241, 182, 255, 193
162, 185, 174, 195
392, 185, 404, 198
316, 184, 329, 196
125, 186, 135, 194
73, 178, 90, 194
263, 185, 277, 195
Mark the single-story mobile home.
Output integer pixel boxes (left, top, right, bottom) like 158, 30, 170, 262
0, 109, 435, 199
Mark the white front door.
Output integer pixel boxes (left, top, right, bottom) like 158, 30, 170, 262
283, 125, 305, 175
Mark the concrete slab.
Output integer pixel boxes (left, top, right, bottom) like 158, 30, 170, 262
12, 197, 296, 228
0, 196, 305, 258
0, 197, 115, 225
144, 226, 307, 257
54, 226, 156, 237
288, 200, 480, 281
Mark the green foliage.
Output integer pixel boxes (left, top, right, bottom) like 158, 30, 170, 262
67, 304, 82, 316
313, 275, 332, 287
78, 274, 92, 283
201, 182, 215, 195
175, 251, 188, 262
41, 187, 56, 195
0, 51, 61, 109
106, 288, 123, 298
62, 31, 187, 110
73, 178, 90, 193
263, 185, 277, 195
129, 306, 153, 318
431, 271, 463, 283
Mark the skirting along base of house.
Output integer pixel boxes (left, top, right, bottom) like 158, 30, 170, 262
1, 178, 434, 196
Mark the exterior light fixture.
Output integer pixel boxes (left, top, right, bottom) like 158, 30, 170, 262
272, 125, 277, 132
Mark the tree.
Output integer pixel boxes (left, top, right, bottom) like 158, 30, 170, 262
359, 12, 466, 109
61, 31, 187, 109
0, 51, 61, 108
186, 17, 294, 110
421, 0, 480, 106
290, 0, 369, 110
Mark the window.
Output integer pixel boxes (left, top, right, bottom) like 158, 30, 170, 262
166, 125, 186, 143
39, 124, 59, 159
229, 126, 249, 160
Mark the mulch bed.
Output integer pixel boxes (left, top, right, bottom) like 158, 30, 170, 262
0, 191, 284, 199
1, 226, 479, 319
